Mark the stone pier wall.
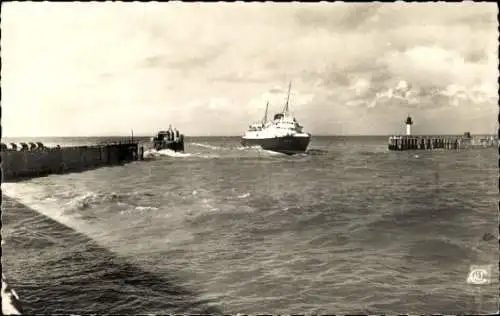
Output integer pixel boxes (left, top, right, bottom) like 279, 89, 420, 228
1, 141, 141, 182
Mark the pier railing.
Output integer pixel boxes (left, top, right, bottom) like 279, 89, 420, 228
1, 140, 140, 152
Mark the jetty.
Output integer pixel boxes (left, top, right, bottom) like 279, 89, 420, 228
1, 140, 144, 182
1, 140, 146, 312
388, 116, 498, 151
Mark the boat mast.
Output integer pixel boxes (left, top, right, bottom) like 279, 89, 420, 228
262, 101, 269, 125
283, 81, 292, 115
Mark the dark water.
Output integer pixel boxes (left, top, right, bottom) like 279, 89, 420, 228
2, 136, 498, 314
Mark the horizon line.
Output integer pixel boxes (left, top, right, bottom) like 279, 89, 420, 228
2, 133, 497, 139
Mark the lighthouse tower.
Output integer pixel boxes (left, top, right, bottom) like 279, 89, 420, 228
405, 115, 413, 136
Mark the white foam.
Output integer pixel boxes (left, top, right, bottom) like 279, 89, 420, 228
143, 149, 191, 158
190, 142, 220, 150
134, 206, 159, 212
199, 154, 220, 159
2, 184, 111, 243
237, 145, 262, 151
119, 205, 158, 215
261, 149, 287, 156
66, 191, 97, 210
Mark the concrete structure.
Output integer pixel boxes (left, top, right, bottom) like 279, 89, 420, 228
388, 134, 498, 151
1, 141, 144, 182
388, 116, 498, 151
388, 135, 462, 151
1, 141, 145, 313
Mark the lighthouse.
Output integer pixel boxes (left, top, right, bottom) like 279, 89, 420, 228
405, 115, 413, 136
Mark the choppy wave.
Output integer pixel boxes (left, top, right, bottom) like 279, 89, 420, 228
143, 148, 222, 160
152, 140, 331, 159
63, 191, 142, 209
306, 148, 329, 156
2, 197, 221, 314
190, 142, 221, 150
2, 136, 498, 314
3, 185, 161, 230
237, 145, 262, 151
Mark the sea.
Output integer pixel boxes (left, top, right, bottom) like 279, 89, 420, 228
1, 136, 498, 314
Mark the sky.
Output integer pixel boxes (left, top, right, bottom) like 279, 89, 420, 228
1, 1, 498, 137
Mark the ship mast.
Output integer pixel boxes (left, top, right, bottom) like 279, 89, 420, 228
282, 81, 292, 115
262, 101, 269, 125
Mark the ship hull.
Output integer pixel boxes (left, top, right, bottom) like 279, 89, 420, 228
241, 135, 311, 155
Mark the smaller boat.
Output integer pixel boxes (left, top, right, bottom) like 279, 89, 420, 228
151, 125, 185, 152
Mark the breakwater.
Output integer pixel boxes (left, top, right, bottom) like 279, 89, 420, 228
1, 141, 144, 182
1, 140, 143, 313
388, 135, 498, 151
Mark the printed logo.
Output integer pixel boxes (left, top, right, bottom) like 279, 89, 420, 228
466, 265, 491, 285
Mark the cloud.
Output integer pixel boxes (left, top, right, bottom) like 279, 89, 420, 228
1, 2, 498, 136
294, 3, 382, 31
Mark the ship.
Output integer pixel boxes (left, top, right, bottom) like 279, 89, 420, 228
151, 125, 185, 152
241, 82, 311, 155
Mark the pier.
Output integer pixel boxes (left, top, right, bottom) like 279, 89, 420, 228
388, 116, 498, 151
1, 140, 144, 182
388, 135, 461, 151
1, 141, 145, 312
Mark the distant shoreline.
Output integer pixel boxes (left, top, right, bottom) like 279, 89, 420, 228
2, 133, 497, 139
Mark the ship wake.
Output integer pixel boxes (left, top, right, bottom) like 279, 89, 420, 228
189, 142, 221, 150
143, 149, 192, 158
